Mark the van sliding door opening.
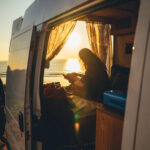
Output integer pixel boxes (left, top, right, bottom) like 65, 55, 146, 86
32, 1, 139, 150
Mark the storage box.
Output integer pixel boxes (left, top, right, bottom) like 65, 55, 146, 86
103, 91, 126, 112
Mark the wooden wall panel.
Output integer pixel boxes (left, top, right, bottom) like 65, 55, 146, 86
95, 109, 123, 150
115, 34, 134, 68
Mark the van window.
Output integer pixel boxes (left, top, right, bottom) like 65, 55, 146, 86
44, 21, 90, 86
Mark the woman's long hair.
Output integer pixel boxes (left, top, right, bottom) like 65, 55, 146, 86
79, 48, 110, 99
79, 48, 107, 78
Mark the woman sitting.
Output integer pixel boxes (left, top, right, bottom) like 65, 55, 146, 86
64, 48, 110, 102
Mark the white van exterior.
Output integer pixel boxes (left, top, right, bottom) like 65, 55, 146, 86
5, 0, 150, 150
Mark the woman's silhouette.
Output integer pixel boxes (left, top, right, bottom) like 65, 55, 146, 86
64, 48, 110, 101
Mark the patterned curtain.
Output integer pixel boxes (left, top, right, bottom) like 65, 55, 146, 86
86, 21, 112, 74
46, 21, 76, 61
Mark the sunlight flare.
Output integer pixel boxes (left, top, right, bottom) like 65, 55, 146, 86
66, 32, 81, 48
66, 58, 81, 73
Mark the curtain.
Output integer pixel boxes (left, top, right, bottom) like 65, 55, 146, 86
46, 21, 76, 61
86, 21, 112, 74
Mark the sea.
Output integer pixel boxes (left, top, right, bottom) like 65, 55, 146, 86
0, 58, 83, 86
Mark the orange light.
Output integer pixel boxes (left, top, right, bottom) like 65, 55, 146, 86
75, 122, 80, 132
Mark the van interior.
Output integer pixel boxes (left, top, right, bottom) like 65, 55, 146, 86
33, 1, 139, 149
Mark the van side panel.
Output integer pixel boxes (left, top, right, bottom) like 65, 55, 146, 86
5, 26, 33, 150
21, 0, 88, 29
121, 0, 150, 150
134, 24, 150, 150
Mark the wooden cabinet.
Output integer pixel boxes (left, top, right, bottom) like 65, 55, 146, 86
95, 106, 124, 150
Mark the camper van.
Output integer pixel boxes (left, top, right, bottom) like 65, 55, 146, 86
4, 0, 150, 149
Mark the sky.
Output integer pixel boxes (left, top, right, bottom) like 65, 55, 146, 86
0, 0, 90, 61
56, 21, 90, 59
0, 0, 35, 61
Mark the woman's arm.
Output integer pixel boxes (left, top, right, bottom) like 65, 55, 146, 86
64, 73, 87, 97
71, 80, 87, 97
63, 72, 83, 83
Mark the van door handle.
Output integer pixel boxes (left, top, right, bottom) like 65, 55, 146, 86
19, 112, 24, 132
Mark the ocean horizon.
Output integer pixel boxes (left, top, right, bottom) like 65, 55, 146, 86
0, 59, 83, 86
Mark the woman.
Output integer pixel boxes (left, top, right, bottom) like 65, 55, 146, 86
64, 48, 110, 101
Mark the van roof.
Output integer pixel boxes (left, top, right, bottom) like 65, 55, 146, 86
21, 0, 134, 30
21, 0, 89, 29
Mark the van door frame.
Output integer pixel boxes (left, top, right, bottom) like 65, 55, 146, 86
30, 24, 50, 150
121, 0, 150, 149
24, 26, 37, 150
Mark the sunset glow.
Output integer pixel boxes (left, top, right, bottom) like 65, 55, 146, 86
66, 58, 81, 73
55, 21, 91, 59
66, 32, 81, 49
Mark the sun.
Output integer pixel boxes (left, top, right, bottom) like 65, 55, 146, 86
66, 58, 81, 73
66, 32, 81, 48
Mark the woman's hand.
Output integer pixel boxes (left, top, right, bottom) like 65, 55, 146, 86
63, 73, 80, 83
